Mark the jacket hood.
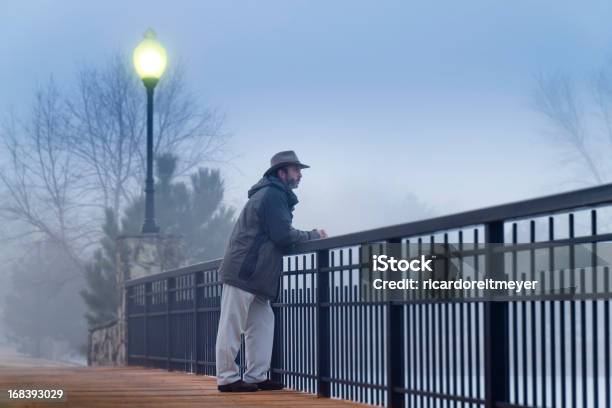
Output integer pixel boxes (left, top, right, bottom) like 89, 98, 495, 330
248, 175, 298, 207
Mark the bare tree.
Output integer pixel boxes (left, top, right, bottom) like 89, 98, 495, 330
66, 54, 227, 218
532, 66, 612, 185
0, 55, 229, 359
0, 53, 228, 267
0, 80, 94, 267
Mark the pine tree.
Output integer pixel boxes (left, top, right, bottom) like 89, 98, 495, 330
79, 208, 120, 328
121, 153, 235, 262
81, 154, 235, 329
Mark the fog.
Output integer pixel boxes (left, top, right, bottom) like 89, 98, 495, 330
1, 0, 612, 363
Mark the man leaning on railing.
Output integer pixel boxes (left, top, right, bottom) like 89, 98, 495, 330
215, 150, 327, 393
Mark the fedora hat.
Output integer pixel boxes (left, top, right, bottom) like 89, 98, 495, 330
264, 150, 310, 176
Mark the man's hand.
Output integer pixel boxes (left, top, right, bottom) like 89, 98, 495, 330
317, 229, 328, 239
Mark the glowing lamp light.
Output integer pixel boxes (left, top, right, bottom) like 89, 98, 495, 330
133, 28, 167, 81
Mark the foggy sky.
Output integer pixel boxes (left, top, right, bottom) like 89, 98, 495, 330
2, 1, 612, 235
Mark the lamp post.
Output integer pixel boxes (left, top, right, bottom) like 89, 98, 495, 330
133, 28, 167, 233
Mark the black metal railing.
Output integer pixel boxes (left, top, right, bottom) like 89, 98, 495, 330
125, 183, 612, 408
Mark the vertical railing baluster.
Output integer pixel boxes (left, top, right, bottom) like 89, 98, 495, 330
549, 216, 557, 408
386, 237, 405, 408
144, 281, 151, 367
530, 220, 537, 407
194, 271, 201, 374
570, 213, 577, 408
604, 265, 610, 408
311, 253, 316, 392
316, 248, 331, 397
167, 277, 174, 371
511, 222, 518, 405
125, 286, 131, 365
484, 220, 509, 408
592, 209, 599, 408
301, 254, 307, 392
540, 269, 547, 408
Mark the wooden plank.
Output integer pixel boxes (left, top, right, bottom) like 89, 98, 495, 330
0, 366, 371, 408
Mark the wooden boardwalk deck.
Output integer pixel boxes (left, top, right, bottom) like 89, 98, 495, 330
0, 365, 370, 408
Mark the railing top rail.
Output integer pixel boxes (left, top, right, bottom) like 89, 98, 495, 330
126, 258, 222, 287
294, 182, 612, 252
125, 182, 612, 287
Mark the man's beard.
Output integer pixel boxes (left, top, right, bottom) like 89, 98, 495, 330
286, 178, 299, 189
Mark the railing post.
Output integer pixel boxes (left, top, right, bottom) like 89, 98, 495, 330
316, 248, 331, 397
125, 285, 131, 366
194, 271, 202, 374
167, 277, 174, 371
144, 282, 151, 367
387, 238, 405, 408
270, 270, 283, 383
484, 221, 509, 408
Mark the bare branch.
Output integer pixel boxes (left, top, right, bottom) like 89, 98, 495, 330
532, 72, 604, 184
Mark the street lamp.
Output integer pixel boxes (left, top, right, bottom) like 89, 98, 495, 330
133, 28, 167, 233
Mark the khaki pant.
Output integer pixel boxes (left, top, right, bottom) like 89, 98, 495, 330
215, 284, 275, 385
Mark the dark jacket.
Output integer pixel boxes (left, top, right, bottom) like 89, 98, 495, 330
218, 175, 321, 300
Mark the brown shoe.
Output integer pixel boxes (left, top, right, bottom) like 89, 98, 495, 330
218, 380, 258, 392
255, 379, 285, 390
